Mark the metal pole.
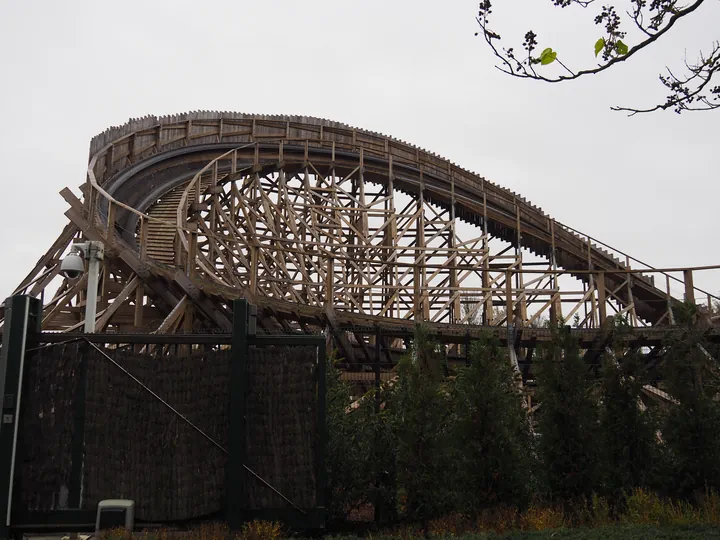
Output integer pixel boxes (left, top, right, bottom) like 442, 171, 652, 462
83, 242, 103, 334
228, 299, 248, 531
0, 295, 41, 539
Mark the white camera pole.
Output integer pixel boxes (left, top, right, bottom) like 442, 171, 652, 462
82, 241, 104, 334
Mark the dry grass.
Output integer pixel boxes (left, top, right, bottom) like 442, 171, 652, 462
95, 491, 720, 539
98, 521, 282, 540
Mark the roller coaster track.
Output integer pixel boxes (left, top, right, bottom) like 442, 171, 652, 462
3, 112, 719, 344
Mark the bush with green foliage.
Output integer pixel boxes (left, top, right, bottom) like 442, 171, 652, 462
450, 334, 537, 511
325, 356, 395, 520
661, 303, 720, 498
535, 327, 600, 503
596, 322, 661, 502
389, 326, 454, 525
324, 313, 720, 529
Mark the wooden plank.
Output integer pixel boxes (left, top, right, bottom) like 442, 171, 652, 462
94, 276, 140, 331
154, 295, 188, 333
684, 269, 695, 304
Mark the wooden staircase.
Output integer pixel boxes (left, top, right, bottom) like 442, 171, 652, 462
145, 180, 208, 266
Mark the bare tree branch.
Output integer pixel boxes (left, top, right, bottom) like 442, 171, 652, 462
476, 0, 717, 114
612, 41, 720, 115
477, 0, 706, 83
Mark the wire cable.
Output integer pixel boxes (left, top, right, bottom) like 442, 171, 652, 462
84, 338, 306, 514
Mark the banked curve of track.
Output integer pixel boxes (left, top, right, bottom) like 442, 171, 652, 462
86, 111, 679, 327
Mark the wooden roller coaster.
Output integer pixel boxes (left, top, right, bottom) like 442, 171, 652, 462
2, 112, 719, 358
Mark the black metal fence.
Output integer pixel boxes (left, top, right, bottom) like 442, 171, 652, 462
0, 296, 326, 539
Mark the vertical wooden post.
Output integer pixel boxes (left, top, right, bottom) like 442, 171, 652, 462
249, 245, 258, 299
549, 219, 562, 324
188, 222, 198, 278
105, 145, 114, 181
325, 258, 334, 309
515, 204, 526, 323
414, 176, 426, 321
384, 156, 397, 318
625, 257, 637, 326
666, 275, 675, 325
505, 269, 513, 325
587, 237, 597, 327
227, 299, 249, 531
139, 217, 148, 260
482, 193, 492, 325
596, 272, 607, 325
209, 163, 218, 265
106, 202, 116, 246
684, 269, 695, 304
449, 164, 460, 323
0, 295, 41, 540
128, 133, 136, 164
359, 149, 370, 313
185, 120, 192, 146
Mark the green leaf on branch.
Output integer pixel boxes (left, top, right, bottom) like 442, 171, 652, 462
616, 40, 629, 55
540, 47, 557, 65
594, 38, 605, 57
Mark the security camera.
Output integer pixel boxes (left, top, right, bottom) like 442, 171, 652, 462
60, 251, 86, 280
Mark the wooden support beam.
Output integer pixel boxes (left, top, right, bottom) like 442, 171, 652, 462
172, 270, 232, 332
505, 269, 513, 324
94, 275, 140, 331
684, 269, 695, 304
324, 306, 354, 361
106, 202, 116, 245
596, 272, 607, 324
12, 221, 78, 295
353, 330, 372, 362
42, 274, 88, 328
155, 295, 188, 333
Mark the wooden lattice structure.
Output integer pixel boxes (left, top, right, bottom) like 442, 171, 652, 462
2, 112, 718, 348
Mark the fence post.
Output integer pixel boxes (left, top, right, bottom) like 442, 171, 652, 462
227, 299, 249, 531
0, 295, 41, 540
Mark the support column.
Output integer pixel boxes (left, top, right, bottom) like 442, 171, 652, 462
482, 194, 493, 325
684, 269, 695, 304
596, 272, 607, 325
587, 237, 597, 328
0, 295, 41, 540
448, 165, 460, 323
666, 275, 676, 325
549, 219, 562, 325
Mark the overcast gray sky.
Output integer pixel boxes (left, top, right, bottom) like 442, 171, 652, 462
1, 0, 718, 300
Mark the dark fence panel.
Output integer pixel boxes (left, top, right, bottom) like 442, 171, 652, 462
242, 346, 317, 510
82, 347, 231, 521
13, 319, 325, 531
17, 342, 83, 511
